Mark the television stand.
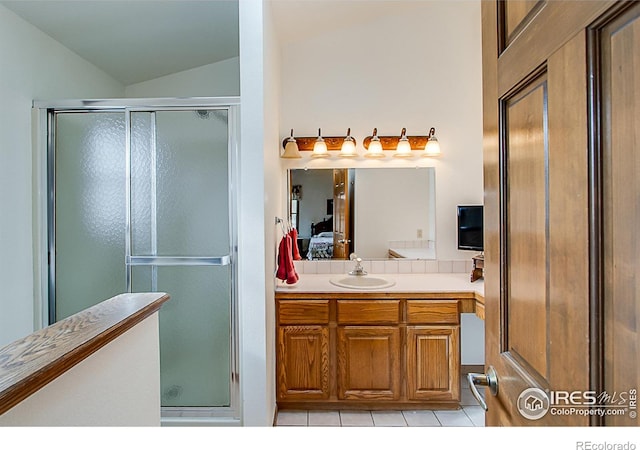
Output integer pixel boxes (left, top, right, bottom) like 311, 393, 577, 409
471, 253, 484, 282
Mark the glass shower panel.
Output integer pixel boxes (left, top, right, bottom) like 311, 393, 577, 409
53, 113, 126, 320
130, 112, 154, 256
131, 110, 229, 256
129, 109, 233, 410
132, 265, 231, 407
50, 103, 236, 417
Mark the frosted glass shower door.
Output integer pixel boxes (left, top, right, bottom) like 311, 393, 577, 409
129, 110, 233, 408
52, 112, 126, 321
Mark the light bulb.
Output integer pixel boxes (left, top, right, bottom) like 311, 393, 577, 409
423, 127, 441, 156
340, 128, 357, 157
393, 128, 412, 157
365, 128, 385, 158
341, 139, 356, 156
311, 128, 329, 157
281, 129, 301, 159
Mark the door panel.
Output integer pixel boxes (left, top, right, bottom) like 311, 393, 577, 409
131, 110, 229, 257
505, 76, 548, 380
51, 105, 237, 414
602, 5, 640, 426
503, 0, 542, 46
337, 326, 400, 400
546, 30, 590, 403
53, 113, 126, 321
406, 326, 460, 401
482, 0, 623, 426
129, 109, 233, 409
332, 169, 349, 259
132, 265, 231, 407
277, 325, 330, 400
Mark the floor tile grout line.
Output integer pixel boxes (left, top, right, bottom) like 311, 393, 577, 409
277, 407, 486, 427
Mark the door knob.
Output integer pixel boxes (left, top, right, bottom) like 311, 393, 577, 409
467, 366, 498, 411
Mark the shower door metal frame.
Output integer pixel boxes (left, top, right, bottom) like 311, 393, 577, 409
35, 97, 241, 422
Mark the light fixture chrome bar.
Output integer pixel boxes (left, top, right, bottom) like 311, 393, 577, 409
127, 256, 231, 266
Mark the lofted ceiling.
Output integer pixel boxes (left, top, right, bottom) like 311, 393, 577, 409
0, 0, 239, 85
1, 0, 424, 86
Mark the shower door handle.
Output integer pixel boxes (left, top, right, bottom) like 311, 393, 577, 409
128, 255, 231, 266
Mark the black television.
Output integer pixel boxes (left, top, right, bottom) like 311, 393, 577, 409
457, 205, 483, 251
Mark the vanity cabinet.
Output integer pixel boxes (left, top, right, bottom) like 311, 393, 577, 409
406, 300, 460, 401
336, 300, 401, 400
276, 293, 462, 409
276, 300, 330, 400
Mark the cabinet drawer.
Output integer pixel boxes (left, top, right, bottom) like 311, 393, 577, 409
406, 301, 459, 324
278, 300, 330, 324
337, 300, 400, 324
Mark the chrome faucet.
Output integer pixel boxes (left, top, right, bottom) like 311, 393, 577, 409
349, 253, 367, 276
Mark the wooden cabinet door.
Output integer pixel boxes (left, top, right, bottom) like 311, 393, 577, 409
406, 326, 460, 401
277, 325, 329, 400
337, 326, 400, 400
482, 0, 639, 426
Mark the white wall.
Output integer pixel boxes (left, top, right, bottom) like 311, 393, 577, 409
124, 57, 240, 98
277, 1, 484, 366
0, 5, 124, 347
262, 0, 282, 426
461, 313, 485, 365
0, 313, 161, 426
278, 1, 484, 262
355, 168, 433, 258
238, 0, 282, 426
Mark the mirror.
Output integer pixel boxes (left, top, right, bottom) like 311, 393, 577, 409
288, 168, 436, 260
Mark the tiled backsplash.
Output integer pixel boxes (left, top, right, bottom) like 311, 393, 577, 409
294, 258, 474, 275
387, 239, 435, 249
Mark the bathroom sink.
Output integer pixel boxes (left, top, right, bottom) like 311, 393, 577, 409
330, 276, 395, 290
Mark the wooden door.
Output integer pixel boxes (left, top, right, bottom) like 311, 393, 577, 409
482, 0, 639, 426
332, 169, 351, 259
601, 4, 640, 426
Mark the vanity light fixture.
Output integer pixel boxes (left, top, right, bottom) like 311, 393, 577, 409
311, 128, 329, 158
364, 128, 385, 158
393, 127, 413, 157
281, 129, 356, 158
423, 127, 441, 156
340, 128, 357, 157
281, 129, 302, 159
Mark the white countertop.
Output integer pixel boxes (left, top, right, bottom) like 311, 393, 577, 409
275, 272, 484, 297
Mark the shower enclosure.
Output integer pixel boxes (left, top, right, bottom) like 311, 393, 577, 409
36, 98, 239, 424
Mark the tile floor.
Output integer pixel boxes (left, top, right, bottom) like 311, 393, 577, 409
275, 377, 486, 427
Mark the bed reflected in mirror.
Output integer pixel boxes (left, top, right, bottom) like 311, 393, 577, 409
288, 167, 436, 260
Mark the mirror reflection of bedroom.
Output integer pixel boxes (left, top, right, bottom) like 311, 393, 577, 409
288, 168, 436, 260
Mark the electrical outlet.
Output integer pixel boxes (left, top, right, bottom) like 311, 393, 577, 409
417, 229, 423, 238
